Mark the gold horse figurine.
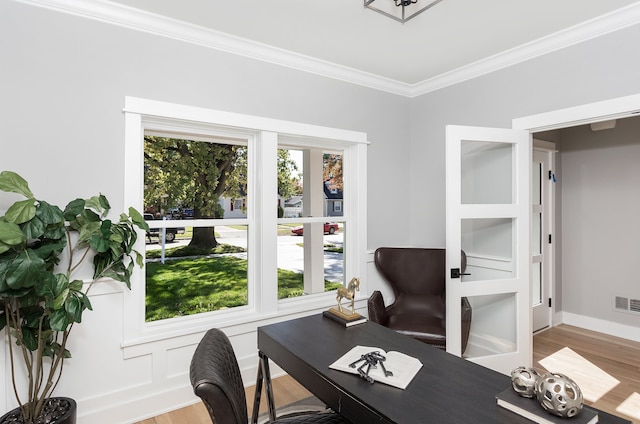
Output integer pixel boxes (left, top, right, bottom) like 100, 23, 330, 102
336, 277, 360, 315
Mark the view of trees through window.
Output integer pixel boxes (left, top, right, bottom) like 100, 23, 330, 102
143, 136, 345, 322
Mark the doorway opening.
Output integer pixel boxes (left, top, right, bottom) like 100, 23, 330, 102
514, 93, 640, 342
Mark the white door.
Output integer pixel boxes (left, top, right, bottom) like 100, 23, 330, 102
532, 146, 554, 332
445, 125, 531, 375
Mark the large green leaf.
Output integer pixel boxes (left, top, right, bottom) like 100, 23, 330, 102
62, 198, 85, 221
5, 199, 36, 224
21, 215, 46, 239
0, 171, 34, 198
53, 287, 69, 310
0, 220, 26, 247
85, 195, 107, 216
20, 326, 38, 351
50, 342, 72, 359
49, 308, 71, 331
69, 279, 83, 291
37, 274, 65, 309
127, 207, 149, 231
90, 234, 110, 253
0, 261, 11, 297
66, 293, 84, 323
5, 250, 46, 289
31, 239, 67, 261
36, 201, 64, 226
0, 241, 11, 255
98, 194, 110, 215
76, 220, 101, 246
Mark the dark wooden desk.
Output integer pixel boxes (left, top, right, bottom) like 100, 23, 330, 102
253, 314, 630, 424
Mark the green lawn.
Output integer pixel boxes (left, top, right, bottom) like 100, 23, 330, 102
145, 248, 342, 321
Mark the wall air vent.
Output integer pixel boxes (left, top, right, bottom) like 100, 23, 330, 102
614, 296, 640, 315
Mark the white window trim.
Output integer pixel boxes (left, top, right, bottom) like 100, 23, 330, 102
122, 97, 368, 348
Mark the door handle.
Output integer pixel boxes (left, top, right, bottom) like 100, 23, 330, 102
450, 268, 471, 279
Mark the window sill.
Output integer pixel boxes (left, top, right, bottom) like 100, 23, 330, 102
121, 292, 368, 357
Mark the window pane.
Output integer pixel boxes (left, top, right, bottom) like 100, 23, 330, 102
278, 145, 346, 300
144, 134, 250, 321
145, 225, 248, 321
278, 149, 303, 218
324, 153, 344, 216
277, 222, 343, 298
325, 223, 344, 286
144, 135, 248, 220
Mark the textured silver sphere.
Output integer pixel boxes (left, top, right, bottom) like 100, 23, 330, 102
534, 372, 584, 418
510, 366, 541, 398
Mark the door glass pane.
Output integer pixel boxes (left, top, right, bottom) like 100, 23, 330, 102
532, 162, 542, 206
532, 212, 542, 256
464, 293, 517, 358
461, 140, 514, 204
532, 262, 542, 306
461, 218, 515, 282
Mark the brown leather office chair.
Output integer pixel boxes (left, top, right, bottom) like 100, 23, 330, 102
367, 247, 472, 354
190, 328, 349, 424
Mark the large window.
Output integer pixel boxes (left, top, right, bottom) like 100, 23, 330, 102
123, 97, 367, 344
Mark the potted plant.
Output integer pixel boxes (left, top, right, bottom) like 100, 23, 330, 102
0, 171, 148, 424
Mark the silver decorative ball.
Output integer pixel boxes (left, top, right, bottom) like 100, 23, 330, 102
510, 366, 541, 398
534, 372, 584, 418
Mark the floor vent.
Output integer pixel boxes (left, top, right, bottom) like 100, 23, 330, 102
615, 296, 640, 314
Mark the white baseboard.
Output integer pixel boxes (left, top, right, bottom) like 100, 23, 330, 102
558, 312, 640, 343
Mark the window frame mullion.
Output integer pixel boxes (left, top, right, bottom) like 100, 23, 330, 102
253, 131, 279, 314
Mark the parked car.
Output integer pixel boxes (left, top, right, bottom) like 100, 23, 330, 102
144, 213, 185, 243
291, 222, 339, 236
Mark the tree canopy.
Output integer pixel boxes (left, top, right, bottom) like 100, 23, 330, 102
143, 136, 303, 247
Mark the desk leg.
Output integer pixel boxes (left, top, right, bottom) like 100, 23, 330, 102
251, 351, 276, 424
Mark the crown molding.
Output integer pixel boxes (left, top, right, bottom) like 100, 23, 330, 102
13, 0, 640, 98
410, 2, 640, 97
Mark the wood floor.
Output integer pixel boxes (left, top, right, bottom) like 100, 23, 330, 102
532, 324, 640, 424
138, 324, 640, 423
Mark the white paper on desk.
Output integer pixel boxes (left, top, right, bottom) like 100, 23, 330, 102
329, 345, 422, 389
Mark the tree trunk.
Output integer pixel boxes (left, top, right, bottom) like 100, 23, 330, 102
189, 226, 218, 249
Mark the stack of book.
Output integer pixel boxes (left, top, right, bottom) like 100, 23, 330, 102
322, 309, 367, 327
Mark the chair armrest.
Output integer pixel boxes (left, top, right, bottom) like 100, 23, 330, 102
367, 290, 389, 325
461, 296, 472, 323
461, 296, 472, 354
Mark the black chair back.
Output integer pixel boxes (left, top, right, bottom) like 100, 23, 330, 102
190, 328, 248, 424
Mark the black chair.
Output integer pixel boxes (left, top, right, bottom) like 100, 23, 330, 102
190, 328, 348, 424
368, 247, 472, 354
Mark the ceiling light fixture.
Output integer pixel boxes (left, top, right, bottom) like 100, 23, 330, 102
364, 0, 444, 24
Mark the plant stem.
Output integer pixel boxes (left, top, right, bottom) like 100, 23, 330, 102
5, 302, 26, 418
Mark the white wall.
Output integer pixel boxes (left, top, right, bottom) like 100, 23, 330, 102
557, 117, 640, 327
0, 1, 403, 422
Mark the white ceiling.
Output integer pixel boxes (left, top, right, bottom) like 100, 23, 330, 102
104, 0, 639, 87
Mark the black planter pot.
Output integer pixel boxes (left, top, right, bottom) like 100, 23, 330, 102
0, 398, 76, 424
